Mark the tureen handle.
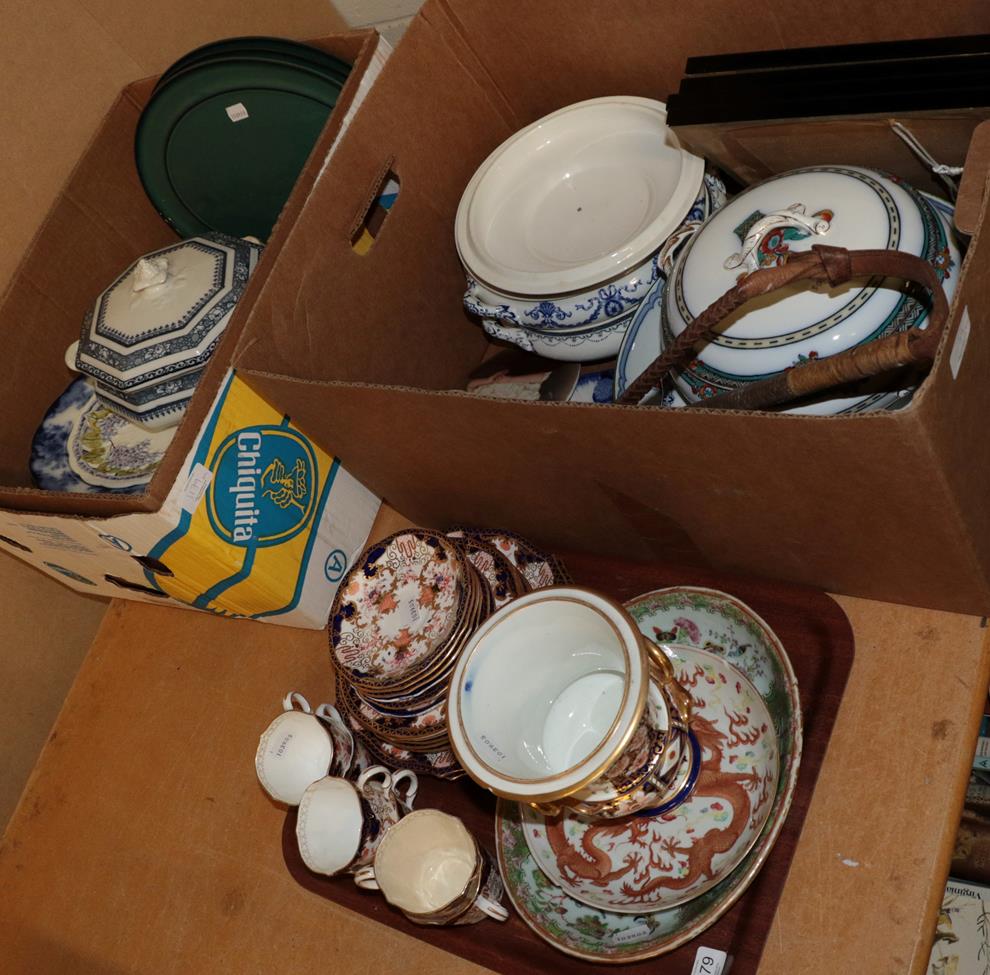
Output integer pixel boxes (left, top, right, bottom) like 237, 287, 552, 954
617, 244, 951, 410
132, 255, 169, 292
480, 319, 535, 353
64, 340, 80, 372
723, 204, 832, 274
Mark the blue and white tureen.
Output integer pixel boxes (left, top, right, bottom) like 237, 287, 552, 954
67, 234, 262, 430
658, 165, 960, 414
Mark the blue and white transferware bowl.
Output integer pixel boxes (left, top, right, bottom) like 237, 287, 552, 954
30, 377, 175, 493
71, 233, 262, 429
663, 166, 961, 408
464, 172, 726, 336
455, 97, 705, 297
482, 312, 635, 363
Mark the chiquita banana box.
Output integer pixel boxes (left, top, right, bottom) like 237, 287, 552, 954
0, 372, 380, 628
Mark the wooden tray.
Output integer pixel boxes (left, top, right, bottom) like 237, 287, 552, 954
282, 552, 855, 972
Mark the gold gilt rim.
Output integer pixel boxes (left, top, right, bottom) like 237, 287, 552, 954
448, 586, 649, 803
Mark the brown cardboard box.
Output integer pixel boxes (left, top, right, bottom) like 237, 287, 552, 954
0, 31, 386, 621
226, 0, 990, 615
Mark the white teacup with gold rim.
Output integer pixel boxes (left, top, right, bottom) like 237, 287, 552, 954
446, 586, 689, 815
255, 692, 363, 805
353, 809, 507, 925
296, 765, 418, 878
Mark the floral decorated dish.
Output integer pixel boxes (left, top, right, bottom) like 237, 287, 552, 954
330, 530, 469, 689
31, 377, 175, 493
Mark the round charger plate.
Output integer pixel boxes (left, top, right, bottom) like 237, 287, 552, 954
455, 96, 704, 295
521, 645, 778, 914
154, 36, 352, 91
494, 586, 802, 962
30, 377, 174, 493
136, 61, 342, 240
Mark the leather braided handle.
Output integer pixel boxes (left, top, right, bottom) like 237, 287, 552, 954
617, 244, 949, 411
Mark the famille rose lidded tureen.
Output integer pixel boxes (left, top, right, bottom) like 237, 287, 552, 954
67, 233, 262, 430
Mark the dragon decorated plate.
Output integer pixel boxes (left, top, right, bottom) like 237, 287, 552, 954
494, 586, 801, 962
521, 645, 778, 913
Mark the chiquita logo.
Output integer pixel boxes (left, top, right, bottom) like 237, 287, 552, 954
206, 425, 318, 548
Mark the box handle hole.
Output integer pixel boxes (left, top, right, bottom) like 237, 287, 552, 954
351, 167, 399, 254
133, 555, 173, 576
105, 574, 170, 598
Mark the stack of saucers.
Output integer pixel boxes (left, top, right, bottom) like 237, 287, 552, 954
330, 527, 567, 779
455, 96, 726, 363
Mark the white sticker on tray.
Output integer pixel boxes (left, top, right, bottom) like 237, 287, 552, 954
225, 102, 249, 122
180, 463, 212, 513
950, 306, 971, 380
691, 947, 729, 975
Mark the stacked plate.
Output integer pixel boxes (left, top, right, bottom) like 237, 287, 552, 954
137, 37, 352, 241
495, 587, 803, 962
330, 527, 567, 779
455, 96, 725, 363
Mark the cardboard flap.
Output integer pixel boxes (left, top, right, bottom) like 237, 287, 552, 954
232, 15, 506, 390
436, 0, 990, 124
957, 121, 990, 234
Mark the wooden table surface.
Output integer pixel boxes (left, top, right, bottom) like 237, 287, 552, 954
1, 516, 988, 974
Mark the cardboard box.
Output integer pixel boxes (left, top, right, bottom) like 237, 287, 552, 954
220, 0, 990, 615
0, 31, 387, 626
928, 877, 990, 975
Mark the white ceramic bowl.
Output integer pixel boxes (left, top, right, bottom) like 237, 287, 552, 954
463, 172, 726, 334
447, 587, 649, 803
455, 97, 705, 296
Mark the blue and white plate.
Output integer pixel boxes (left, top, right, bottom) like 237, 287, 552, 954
568, 370, 615, 404
31, 378, 175, 493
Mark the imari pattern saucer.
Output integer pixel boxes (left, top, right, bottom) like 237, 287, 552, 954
331, 530, 467, 687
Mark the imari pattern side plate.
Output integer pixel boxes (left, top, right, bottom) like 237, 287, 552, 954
330, 530, 467, 686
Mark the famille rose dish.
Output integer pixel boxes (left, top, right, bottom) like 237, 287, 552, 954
31, 376, 175, 493
520, 645, 778, 914
494, 586, 801, 962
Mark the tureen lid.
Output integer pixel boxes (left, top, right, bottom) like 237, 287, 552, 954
664, 166, 955, 392
76, 234, 262, 391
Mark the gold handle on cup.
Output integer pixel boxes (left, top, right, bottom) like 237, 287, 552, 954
643, 638, 692, 726
529, 800, 561, 817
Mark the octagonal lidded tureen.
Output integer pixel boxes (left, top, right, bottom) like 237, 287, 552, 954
68, 233, 262, 430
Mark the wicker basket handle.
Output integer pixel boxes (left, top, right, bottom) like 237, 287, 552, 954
617, 244, 950, 411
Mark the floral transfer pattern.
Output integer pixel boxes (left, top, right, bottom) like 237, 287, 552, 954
68, 395, 174, 487
523, 647, 778, 914
331, 531, 465, 683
